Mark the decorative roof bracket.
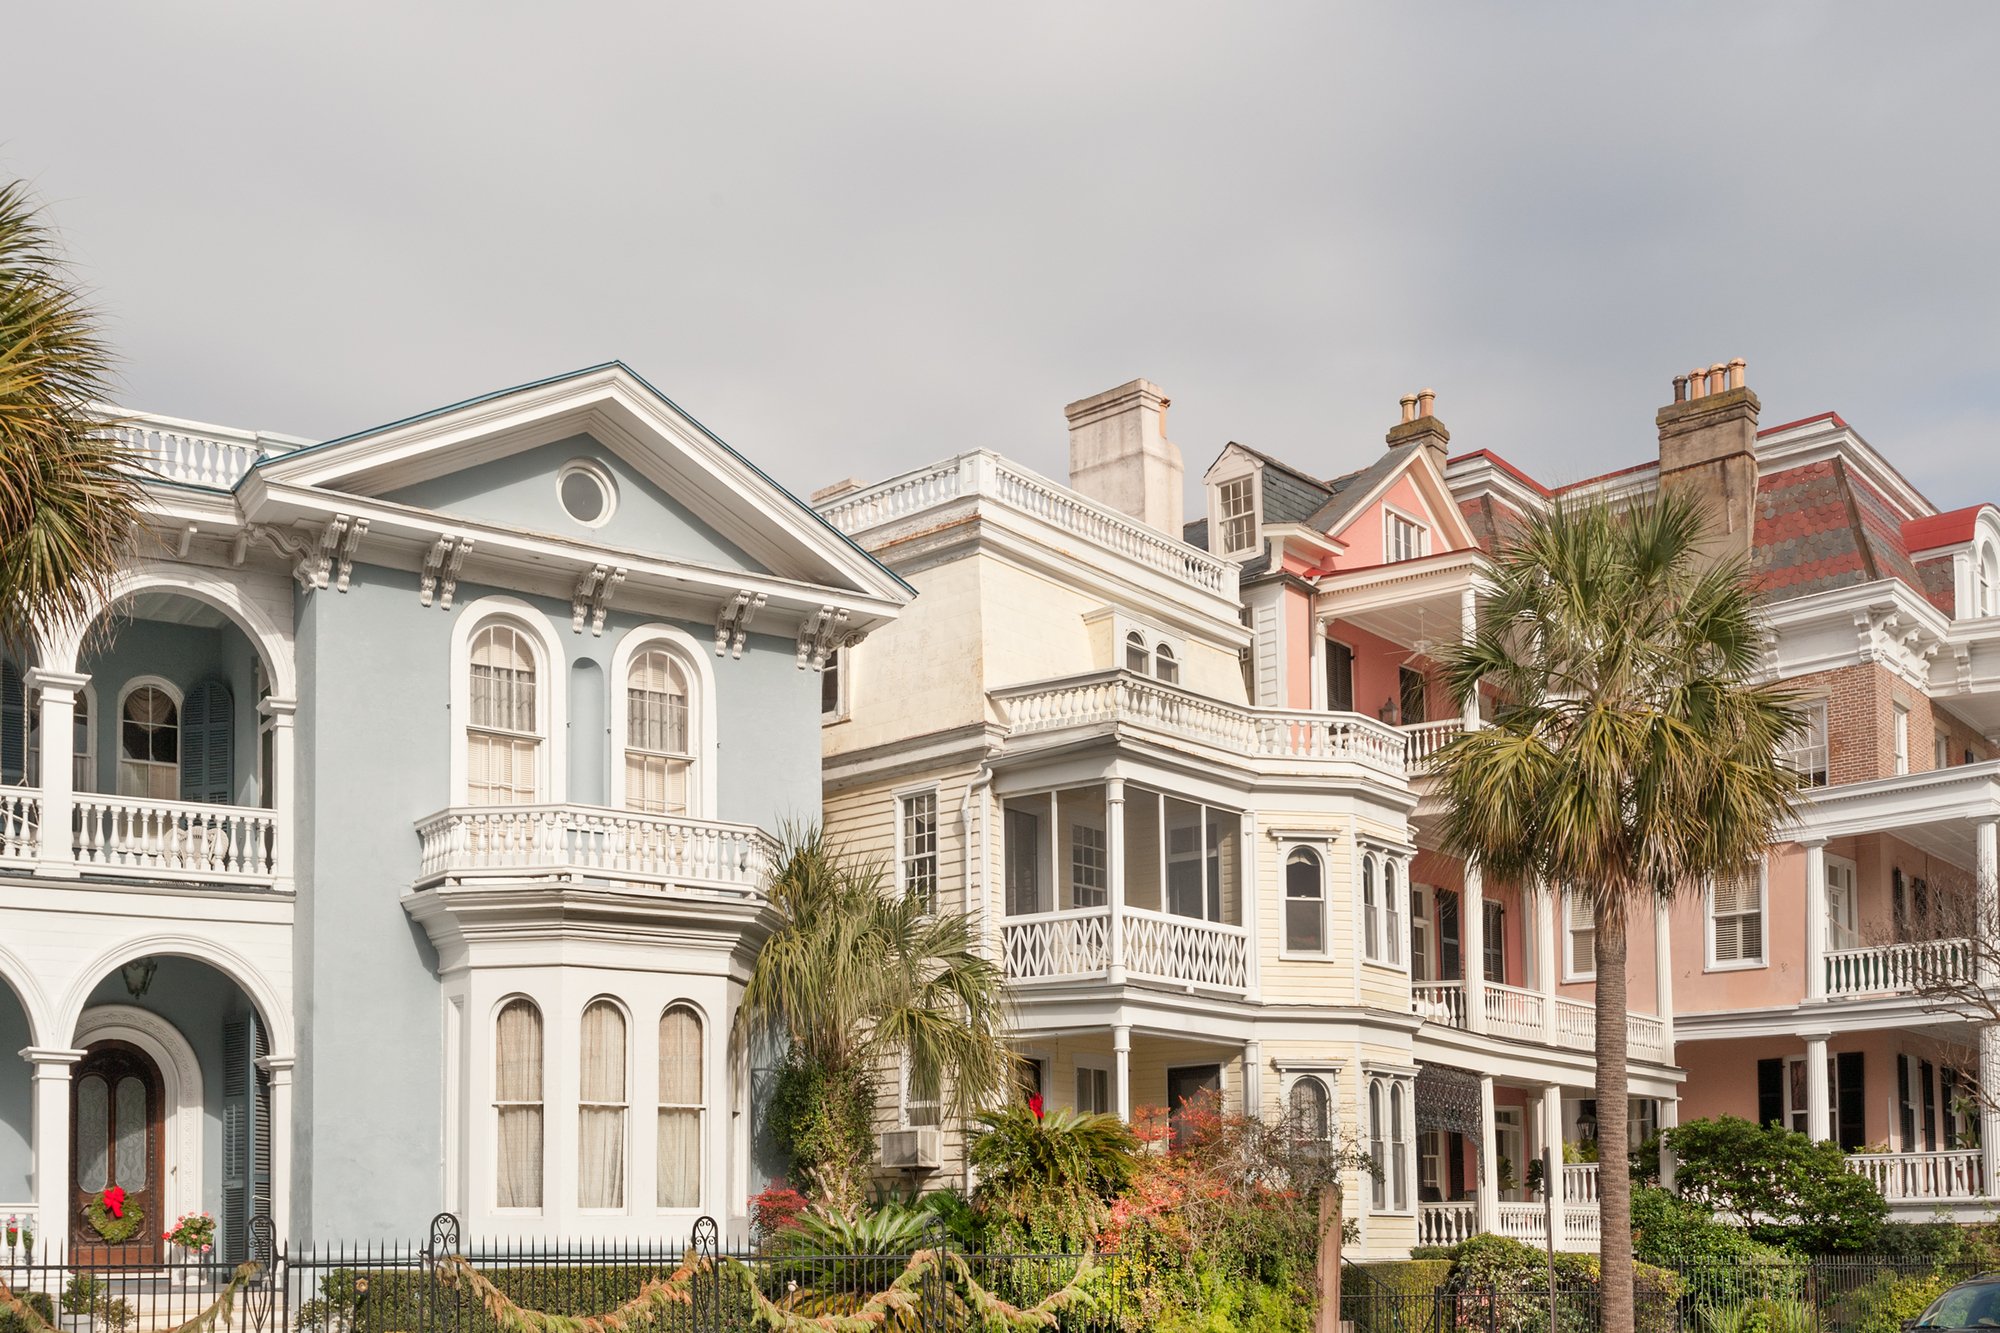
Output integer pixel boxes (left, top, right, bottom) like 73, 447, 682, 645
715, 589, 768, 659
571, 564, 626, 636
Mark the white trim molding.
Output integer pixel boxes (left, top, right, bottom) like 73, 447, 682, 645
74, 1004, 205, 1227
449, 595, 570, 807
606, 622, 719, 817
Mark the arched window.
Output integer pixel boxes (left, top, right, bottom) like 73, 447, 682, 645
1288, 1076, 1331, 1143
1361, 854, 1380, 962
468, 623, 541, 805
1153, 643, 1179, 685
1389, 1082, 1409, 1209
1980, 541, 2000, 617
118, 682, 180, 799
1383, 859, 1403, 967
625, 650, 692, 815
73, 686, 95, 793
657, 1006, 703, 1209
495, 999, 544, 1209
1284, 847, 1325, 953
578, 1000, 627, 1209
1367, 1080, 1386, 1210
1125, 632, 1149, 674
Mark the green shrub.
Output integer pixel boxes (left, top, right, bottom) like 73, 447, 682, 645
1699, 1297, 1815, 1333
1845, 1269, 1954, 1333
1666, 1116, 1886, 1253
1438, 1235, 1679, 1333
1871, 1221, 1966, 1262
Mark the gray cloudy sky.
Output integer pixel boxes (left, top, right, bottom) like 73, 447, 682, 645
6, 4, 1997, 514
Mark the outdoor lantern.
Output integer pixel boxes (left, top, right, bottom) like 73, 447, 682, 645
1575, 1110, 1597, 1142
1378, 696, 1399, 724
121, 957, 160, 998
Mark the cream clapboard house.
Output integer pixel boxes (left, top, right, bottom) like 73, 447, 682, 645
810, 380, 1680, 1258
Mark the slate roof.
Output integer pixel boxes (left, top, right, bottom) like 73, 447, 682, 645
1750, 457, 1930, 602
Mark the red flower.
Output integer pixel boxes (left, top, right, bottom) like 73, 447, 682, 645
102, 1187, 126, 1219
1027, 1094, 1044, 1121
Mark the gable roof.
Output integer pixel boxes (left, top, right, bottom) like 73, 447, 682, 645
251, 361, 909, 605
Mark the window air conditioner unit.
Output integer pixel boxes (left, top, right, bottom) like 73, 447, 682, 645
880, 1127, 943, 1172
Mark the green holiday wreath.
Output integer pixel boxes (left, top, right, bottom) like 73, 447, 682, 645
84, 1194, 145, 1245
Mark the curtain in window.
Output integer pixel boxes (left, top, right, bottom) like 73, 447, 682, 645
1289, 1077, 1330, 1141
1284, 848, 1323, 953
495, 1000, 544, 1208
626, 650, 691, 814
1384, 860, 1403, 966
1368, 1081, 1386, 1210
578, 1001, 627, 1208
119, 685, 180, 799
657, 1008, 703, 1209
469, 625, 540, 805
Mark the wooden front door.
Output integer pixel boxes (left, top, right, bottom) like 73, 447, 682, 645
71, 1041, 164, 1262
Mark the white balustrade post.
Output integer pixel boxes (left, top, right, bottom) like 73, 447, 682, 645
259, 1054, 295, 1237
261, 697, 297, 889
1477, 1075, 1501, 1235
1113, 1024, 1132, 1123
1464, 861, 1487, 1033
1654, 895, 1675, 1063
1804, 837, 1829, 1002
26, 1047, 84, 1245
27, 669, 87, 878
1538, 881, 1560, 1045
1805, 1032, 1831, 1142
1540, 1082, 1566, 1225
1106, 779, 1127, 985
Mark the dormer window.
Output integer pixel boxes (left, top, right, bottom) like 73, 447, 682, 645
1154, 644, 1179, 685
1979, 539, 2000, 617
1386, 511, 1429, 564
1120, 624, 1186, 685
1219, 477, 1257, 554
1125, 632, 1150, 673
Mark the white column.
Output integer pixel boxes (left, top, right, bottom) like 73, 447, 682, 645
1243, 1039, 1262, 1116
259, 1054, 295, 1237
1537, 881, 1559, 1046
1242, 813, 1261, 1001
1982, 1025, 2000, 1196
26, 669, 87, 878
261, 697, 298, 889
1459, 586, 1481, 732
1464, 862, 1487, 1033
1105, 779, 1127, 985
1658, 1097, 1680, 1192
1653, 896, 1675, 1063
26, 1047, 84, 1243
1803, 837, 1829, 1002
1540, 1082, 1565, 1221
1477, 1075, 1500, 1235
1805, 1032, 1831, 1142
1113, 1024, 1132, 1123
1978, 819, 1999, 985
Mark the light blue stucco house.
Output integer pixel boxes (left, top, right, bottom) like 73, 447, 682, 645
0, 364, 908, 1255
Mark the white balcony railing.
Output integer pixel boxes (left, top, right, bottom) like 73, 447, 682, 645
1483, 981, 1547, 1042
1846, 1150, 1987, 1203
816, 452, 1234, 596
1413, 979, 1663, 1057
1403, 718, 1465, 766
1494, 1201, 1601, 1252
0, 788, 41, 861
104, 414, 307, 490
999, 906, 1248, 992
1413, 982, 1468, 1028
414, 805, 775, 897
1550, 995, 1667, 1062
1002, 907, 1111, 981
995, 672, 1408, 778
1123, 907, 1249, 990
1563, 1163, 1600, 1203
73, 793, 277, 883
1824, 939, 1972, 998
1418, 1202, 1478, 1247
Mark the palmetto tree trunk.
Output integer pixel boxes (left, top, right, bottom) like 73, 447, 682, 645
1593, 900, 1633, 1333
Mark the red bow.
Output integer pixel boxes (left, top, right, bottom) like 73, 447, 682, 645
1028, 1094, 1045, 1121
102, 1187, 126, 1219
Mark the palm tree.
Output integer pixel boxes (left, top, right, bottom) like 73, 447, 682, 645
0, 181, 141, 642
738, 825, 1014, 1215
1432, 495, 1800, 1333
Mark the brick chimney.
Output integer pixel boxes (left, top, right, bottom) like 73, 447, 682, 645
1385, 387, 1450, 470
1064, 379, 1184, 533
1656, 358, 1758, 562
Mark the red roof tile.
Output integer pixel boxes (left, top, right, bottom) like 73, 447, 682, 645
1903, 504, 1992, 554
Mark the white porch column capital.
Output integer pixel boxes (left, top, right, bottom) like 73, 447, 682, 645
21, 1046, 86, 1071
257, 1052, 297, 1081
23, 667, 90, 697
258, 696, 298, 723
26, 672, 85, 879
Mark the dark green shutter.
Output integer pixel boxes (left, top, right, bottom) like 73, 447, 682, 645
1757, 1059, 1783, 1127
0, 660, 24, 785
1438, 889, 1461, 980
179, 678, 233, 804
221, 1016, 250, 1261
1837, 1053, 1865, 1152
1944, 1070, 1960, 1150
1898, 1056, 1915, 1149
1921, 1060, 1937, 1152
1483, 901, 1505, 982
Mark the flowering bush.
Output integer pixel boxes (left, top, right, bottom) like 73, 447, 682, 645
749, 1184, 809, 1244
968, 1102, 1138, 1252
164, 1211, 217, 1252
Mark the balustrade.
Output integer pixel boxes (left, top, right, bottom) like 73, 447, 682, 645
414, 805, 774, 896
73, 793, 276, 882
1845, 1150, 1986, 1202
1418, 1202, 1478, 1247
1121, 908, 1249, 990
1824, 939, 1972, 997
1402, 718, 1465, 765
1482, 982, 1547, 1042
0, 789, 41, 862
1000, 908, 1111, 982
110, 422, 270, 489
1563, 1163, 1600, 1204
995, 672, 1407, 778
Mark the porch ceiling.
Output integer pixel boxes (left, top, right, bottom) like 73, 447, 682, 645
1793, 760, 2000, 862
1315, 552, 1481, 656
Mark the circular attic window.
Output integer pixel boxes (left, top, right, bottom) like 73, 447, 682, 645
558, 461, 616, 528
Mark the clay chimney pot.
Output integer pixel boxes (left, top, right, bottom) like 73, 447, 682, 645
1728, 357, 1746, 391
1400, 394, 1417, 424
1673, 375, 1689, 403
1416, 388, 1436, 419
